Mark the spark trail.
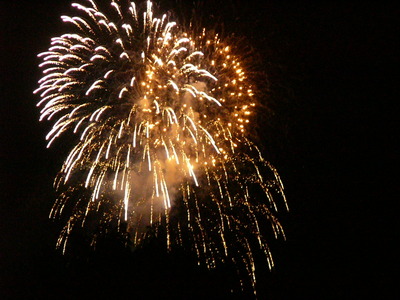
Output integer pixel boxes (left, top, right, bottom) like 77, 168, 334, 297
35, 0, 287, 294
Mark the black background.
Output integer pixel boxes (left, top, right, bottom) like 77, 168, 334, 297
1, 0, 397, 299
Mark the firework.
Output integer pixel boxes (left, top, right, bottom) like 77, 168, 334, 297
35, 0, 287, 293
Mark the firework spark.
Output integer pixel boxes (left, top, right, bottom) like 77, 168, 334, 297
35, 0, 287, 293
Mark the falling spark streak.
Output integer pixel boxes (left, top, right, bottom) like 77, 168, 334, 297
35, 0, 288, 295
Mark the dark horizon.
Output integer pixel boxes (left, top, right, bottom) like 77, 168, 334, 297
1, 1, 397, 299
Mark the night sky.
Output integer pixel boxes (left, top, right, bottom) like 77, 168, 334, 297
1, 1, 397, 299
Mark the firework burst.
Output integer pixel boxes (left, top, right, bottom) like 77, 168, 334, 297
35, 0, 287, 293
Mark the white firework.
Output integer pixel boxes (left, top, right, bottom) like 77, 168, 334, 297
34, 0, 287, 293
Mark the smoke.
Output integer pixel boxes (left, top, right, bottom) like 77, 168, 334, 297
125, 80, 211, 236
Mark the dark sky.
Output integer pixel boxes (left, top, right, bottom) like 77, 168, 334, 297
1, 1, 397, 299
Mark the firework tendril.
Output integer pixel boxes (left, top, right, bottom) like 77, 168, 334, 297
35, 0, 288, 293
